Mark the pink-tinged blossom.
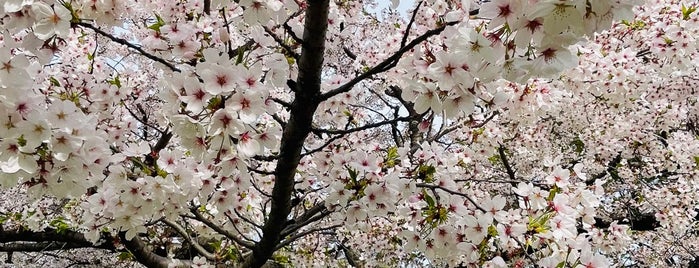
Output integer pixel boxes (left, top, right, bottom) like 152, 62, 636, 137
240, 0, 271, 24
4, 0, 33, 13
460, 213, 493, 243
198, 63, 237, 95
482, 195, 508, 221
428, 51, 475, 89
15, 116, 49, 149
549, 215, 576, 240
0, 50, 30, 88
578, 245, 610, 268
178, 77, 211, 114
227, 92, 264, 124
480, 0, 522, 27
210, 108, 244, 136
160, 23, 196, 43
237, 131, 261, 158
31, 3, 72, 40
524, 36, 580, 77
345, 201, 368, 224
551, 194, 576, 216
157, 149, 182, 173
545, 166, 571, 187
350, 151, 380, 173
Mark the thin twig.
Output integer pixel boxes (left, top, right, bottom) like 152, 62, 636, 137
162, 219, 216, 261
275, 224, 341, 250
319, 21, 458, 101
416, 183, 486, 212
189, 208, 255, 249
400, 1, 423, 48
75, 22, 181, 72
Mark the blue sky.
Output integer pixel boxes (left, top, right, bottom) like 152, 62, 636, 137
371, 0, 416, 18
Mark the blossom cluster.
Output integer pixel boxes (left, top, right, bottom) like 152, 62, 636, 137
0, 0, 697, 267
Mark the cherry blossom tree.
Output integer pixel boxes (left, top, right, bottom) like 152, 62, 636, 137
0, 0, 698, 267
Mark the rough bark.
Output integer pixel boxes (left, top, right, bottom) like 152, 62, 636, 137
119, 233, 181, 268
241, 1, 330, 267
0, 228, 114, 250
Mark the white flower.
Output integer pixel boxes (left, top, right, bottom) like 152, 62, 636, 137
240, 0, 271, 24
545, 166, 571, 187
4, 0, 33, 13
191, 256, 214, 268
237, 131, 261, 158
480, 0, 522, 28
0, 49, 30, 88
178, 77, 210, 114
227, 92, 264, 124
198, 63, 237, 95
460, 213, 493, 243
31, 3, 72, 40
209, 108, 244, 136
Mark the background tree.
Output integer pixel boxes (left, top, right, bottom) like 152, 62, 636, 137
0, 0, 698, 267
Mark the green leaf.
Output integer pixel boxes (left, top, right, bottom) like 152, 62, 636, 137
571, 136, 585, 154
682, 4, 697, 20
117, 252, 134, 261
209, 240, 222, 252
236, 47, 245, 65
347, 167, 358, 182
384, 147, 399, 168
17, 135, 27, 147
62, 2, 80, 23
487, 154, 500, 165
107, 75, 122, 88
148, 14, 166, 32
225, 245, 240, 261
417, 164, 436, 183
487, 224, 498, 237
49, 218, 70, 234
156, 167, 168, 178
49, 77, 61, 87
423, 189, 435, 208
207, 96, 222, 110
528, 211, 554, 233
129, 157, 152, 175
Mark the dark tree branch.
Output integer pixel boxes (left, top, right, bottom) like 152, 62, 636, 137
300, 134, 345, 157
416, 183, 486, 212
189, 207, 256, 249
263, 26, 300, 60
280, 202, 329, 238
342, 46, 357, 60
282, 10, 305, 44
242, 0, 330, 266
0, 229, 115, 252
230, 39, 257, 60
0, 229, 112, 248
74, 22, 181, 72
312, 115, 418, 135
162, 219, 216, 261
203, 0, 211, 15
386, 85, 423, 153
319, 20, 459, 102
430, 111, 498, 142
0, 228, 197, 267
0, 241, 103, 252
119, 232, 184, 268
400, 1, 423, 48
275, 224, 341, 250
497, 144, 517, 184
